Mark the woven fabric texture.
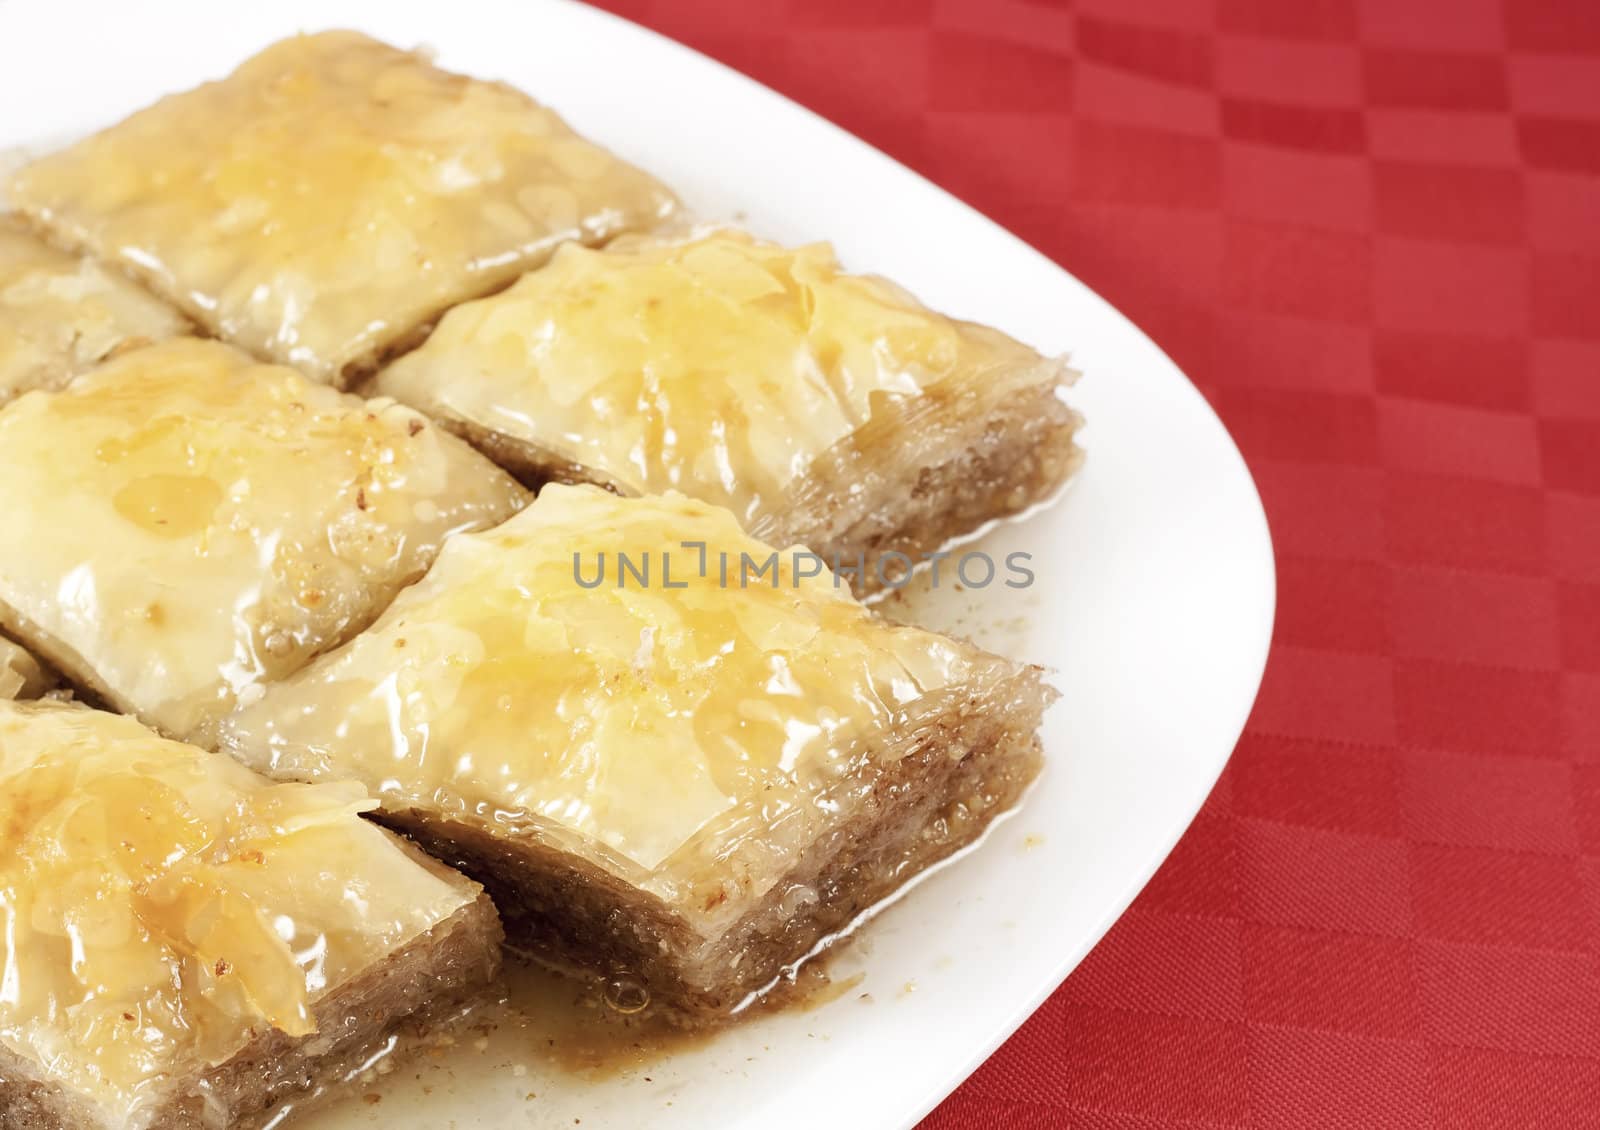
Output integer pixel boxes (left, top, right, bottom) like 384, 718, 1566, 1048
590, 2, 1600, 1124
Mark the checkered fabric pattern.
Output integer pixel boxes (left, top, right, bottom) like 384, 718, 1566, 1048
588, 1, 1599, 1125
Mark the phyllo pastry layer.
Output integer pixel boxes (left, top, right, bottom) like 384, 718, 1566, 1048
220, 484, 1053, 1020
372, 229, 1083, 588
0, 216, 186, 406
6, 30, 678, 387
0, 699, 501, 1130
0, 337, 528, 742
0, 633, 53, 700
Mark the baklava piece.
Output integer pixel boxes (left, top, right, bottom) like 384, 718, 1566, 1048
220, 485, 1053, 1023
372, 229, 1083, 589
0, 216, 185, 405
0, 699, 501, 1130
0, 634, 53, 700
6, 30, 677, 387
0, 337, 527, 743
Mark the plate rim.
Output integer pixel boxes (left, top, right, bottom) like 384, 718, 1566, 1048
0, 1, 1278, 1123
547, 14, 1279, 1118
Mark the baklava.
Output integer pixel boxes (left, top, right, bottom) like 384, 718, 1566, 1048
0, 698, 502, 1130
0, 337, 527, 743
6, 31, 678, 387
0, 215, 186, 406
220, 484, 1054, 1021
0, 633, 53, 700
371, 228, 1083, 588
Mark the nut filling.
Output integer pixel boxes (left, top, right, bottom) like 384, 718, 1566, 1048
0, 700, 502, 1130
220, 485, 1054, 1020
371, 228, 1083, 587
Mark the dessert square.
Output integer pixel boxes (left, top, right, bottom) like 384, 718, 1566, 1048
0, 337, 528, 742
7, 31, 678, 387
0, 633, 52, 700
371, 229, 1083, 589
220, 484, 1053, 1021
0, 215, 186, 406
0, 699, 501, 1130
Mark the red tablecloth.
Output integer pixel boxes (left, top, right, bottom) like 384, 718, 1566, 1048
593, 1, 1600, 1124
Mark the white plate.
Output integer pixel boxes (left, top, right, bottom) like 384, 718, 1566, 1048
0, 2, 1276, 1126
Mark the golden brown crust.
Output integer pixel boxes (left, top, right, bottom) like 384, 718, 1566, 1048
0, 339, 530, 742
7, 32, 678, 387
416, 371, 1083, 596
364, 230, 1083, 584
0, 214, 189, 407
383, 666, 1051, 1025
0, 837, 501, 1130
